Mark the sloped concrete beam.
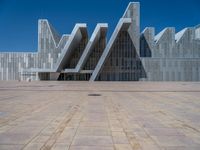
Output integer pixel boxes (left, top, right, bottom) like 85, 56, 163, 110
65, 23, 108, 73
55, 24, 87, 72
123, 2, 140, 56
90, 18, 132, 81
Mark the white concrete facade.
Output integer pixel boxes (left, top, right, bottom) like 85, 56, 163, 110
0, 2, 200, 81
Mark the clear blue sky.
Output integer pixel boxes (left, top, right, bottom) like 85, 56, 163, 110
0, 0, 199, 52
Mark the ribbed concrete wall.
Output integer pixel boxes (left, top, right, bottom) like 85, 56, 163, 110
0, 53, 37, 80
140, 26, 200, 81
141, 58, 200, 81
38, 20, 69, 69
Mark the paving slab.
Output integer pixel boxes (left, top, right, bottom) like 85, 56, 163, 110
0, 81, 200, 150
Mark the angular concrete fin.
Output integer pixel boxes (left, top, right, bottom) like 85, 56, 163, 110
57, 34, 70, 50
123, 2, 140, 19
175, 28, 195, 43
122, 2, 140, 56
154, 28, 175, 57
64, 23, 108, 73
68, 24, 108, 73
154, 28, 167, 43
140, 27, 155, 57
141, 27, 155, 42
55, 23, 87, 72
155, 28, 175, 44
90, 18, 132, 81
195, 24, 200, 30
48, 23, 61, 45
38, 19, 72, 52
38, 19, 61, 47
195, 25, 200, 39
175, 28, 187, 43
39, 19, 54, 51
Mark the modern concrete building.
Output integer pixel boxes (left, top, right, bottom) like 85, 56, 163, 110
0, 2, 200, 81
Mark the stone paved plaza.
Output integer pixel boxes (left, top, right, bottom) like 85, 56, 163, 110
0, 81, 200, 150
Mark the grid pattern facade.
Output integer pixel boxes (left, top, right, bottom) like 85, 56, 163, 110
98, 31, 145, 81
66, 38, 88, 69
0, 53, 37, 80
83, 37, 106, 70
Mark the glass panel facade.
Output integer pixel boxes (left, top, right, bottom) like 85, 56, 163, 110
98, 31, 146, 81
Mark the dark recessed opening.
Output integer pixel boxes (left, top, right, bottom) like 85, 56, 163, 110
88, 93, 101, 96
